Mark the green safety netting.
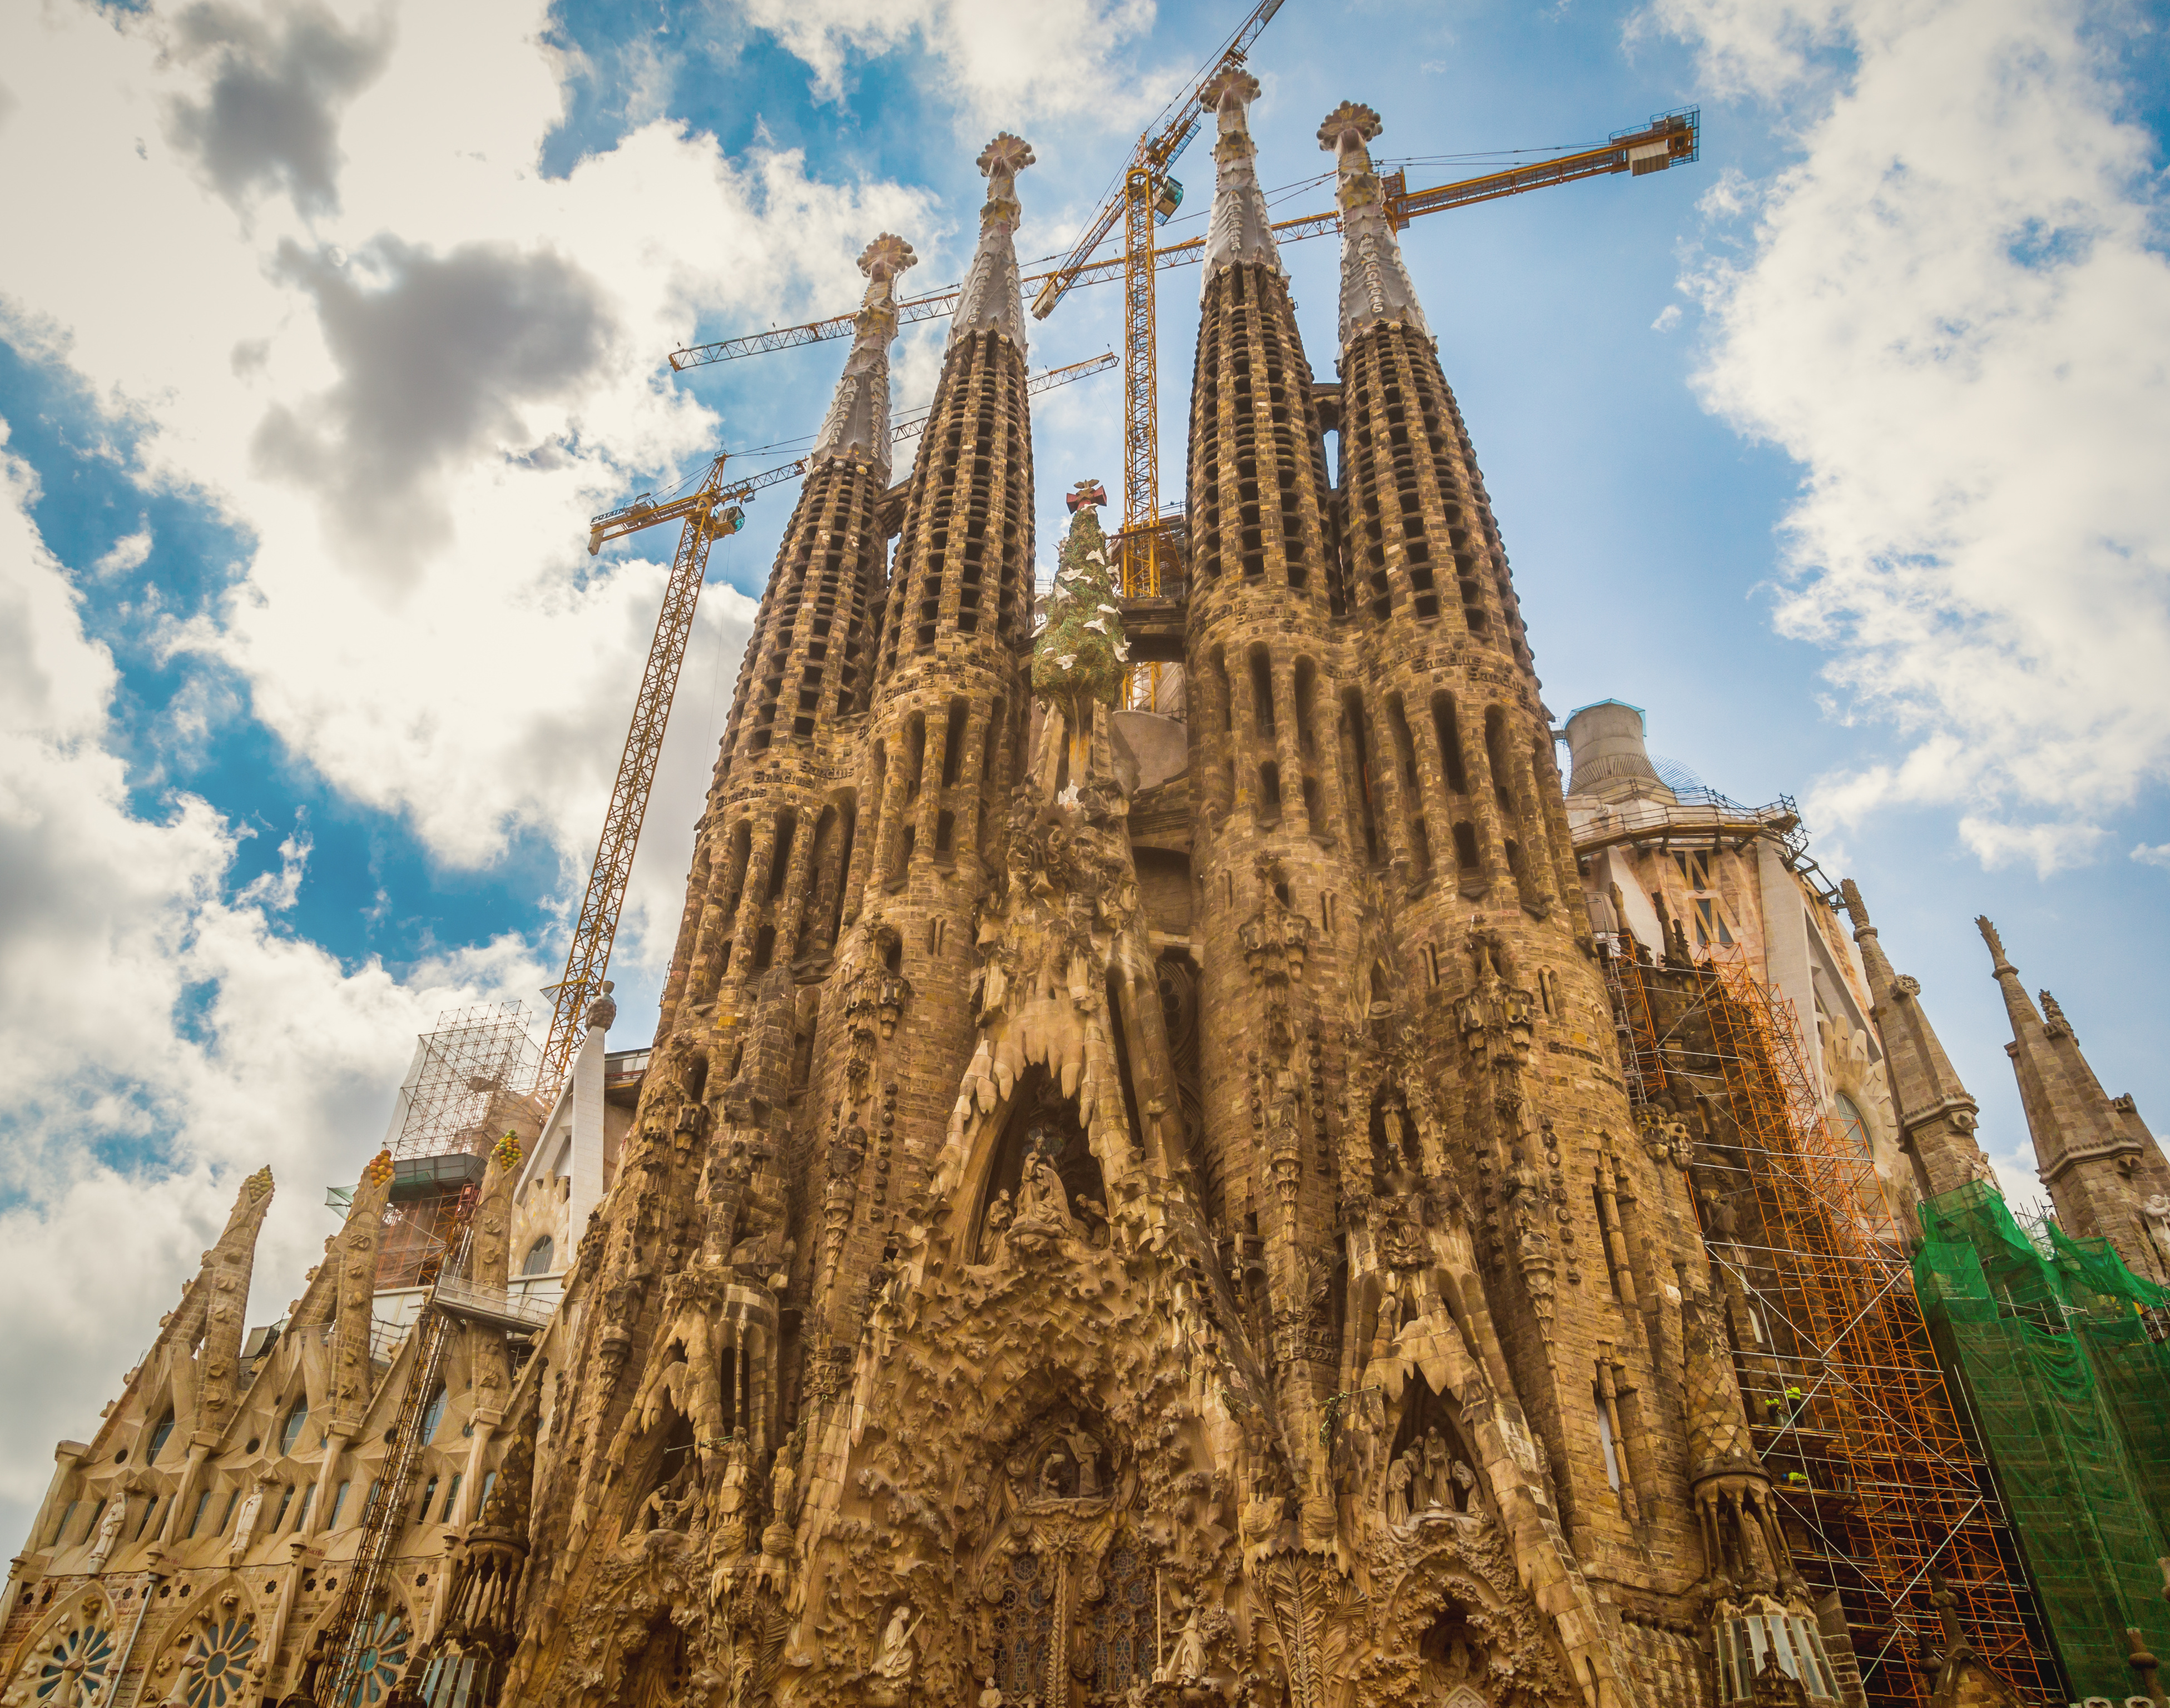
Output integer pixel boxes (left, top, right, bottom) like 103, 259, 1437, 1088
1913, 1181, 2170, 1701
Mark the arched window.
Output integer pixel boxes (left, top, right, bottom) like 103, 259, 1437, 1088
420, 1385, 448, 1443
521, 1235, 554, 1277
147, 1411, 175, 1462
1828, 1093, 1874, 1160
280, 1399, 309, 1456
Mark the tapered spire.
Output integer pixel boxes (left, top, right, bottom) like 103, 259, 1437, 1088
950, 132, 1034, 354
1839, 881, 1993, 1210
1977, 915, 2170, 1264
1319, 100, 1429, 349
810, 233, 917, 481
1200, 69, 1280, 281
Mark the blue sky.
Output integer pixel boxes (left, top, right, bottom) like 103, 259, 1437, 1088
1, 0, 2166, 1545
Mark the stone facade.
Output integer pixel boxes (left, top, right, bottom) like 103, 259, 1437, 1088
13, 98, 2161, 1708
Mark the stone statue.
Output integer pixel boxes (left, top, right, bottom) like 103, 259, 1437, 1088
86, 1496, 127, 1570
1451, 1459, 1476, 1513
1384, 1454, 1412, 1527
227, 1477, 270, 1562
1376, 1288, 1403, 1343
1063, 1426, 1103, 1497
870, 1603, 923, 1697
769, 1447, 798, 1530
979, 1678, 1004, 1708
1157, 1604, 1209, 1684
1421, 1428, 1449, 1510
2143, 1194, 2170, 1277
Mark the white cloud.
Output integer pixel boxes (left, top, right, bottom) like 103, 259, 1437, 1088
1652, 0, 2170, 871
739, 0, 1178, 130
93, 526, 154, 577
1652, 302, 1682, 332
0, 433, 544, 1541
0, 0, 932, 976
2132, 841, 2170, 871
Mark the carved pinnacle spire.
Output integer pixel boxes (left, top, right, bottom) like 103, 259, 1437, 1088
2039, 990, 2073, 1039
810, 233, 919, 479
1840, 878, 1874, 936
1200, 69, 1280, 281
1319, 100, 1429, 349
950, 133, 1034, 354
1975, 913, 2013, 975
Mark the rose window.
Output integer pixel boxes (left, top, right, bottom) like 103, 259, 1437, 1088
341, 1611, 412, 1706
33, 1618, 115, 1705
179, 1616, 257, 1708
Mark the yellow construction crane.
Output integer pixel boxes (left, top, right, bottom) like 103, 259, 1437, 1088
667, 100, 1701, 632
1029, 0, 1289, 614
532, 350, 1116, 1100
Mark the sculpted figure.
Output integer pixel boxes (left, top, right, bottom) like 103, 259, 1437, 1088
1384, 1454, 1412, 1527
1451, 1458, 1477, 1513
1156, 1604, 1209, 1684
227, 1477, 270, 1562
86, 1495, 127, 1570
1063, 1427, 1103, 1497
979, 1679, 1004, 1708
871, 1603, 923, 1692
1421, 1429, 1449, 1510
2143, 1194, 2170, 1277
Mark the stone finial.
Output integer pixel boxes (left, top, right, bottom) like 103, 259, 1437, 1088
1839, 878, 1874, 937
952, 135, 1035, 352
859, 232, 917, 284
1975, 915, 2014, 974
811, 236, 918, 475
1316, 100, 1383, 155
1200, 68, 1280, 280
585, 979, 617, 1032
978, 131, 1036, 183
1319, 99, 1428, 349
2039, 990, 2073, 1039
1202, 66, 1261, 114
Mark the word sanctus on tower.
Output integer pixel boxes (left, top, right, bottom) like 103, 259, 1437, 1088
14, 79, 2170, 1708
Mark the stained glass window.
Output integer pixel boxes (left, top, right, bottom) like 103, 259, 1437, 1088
341, 1610, 412, 1707
180, 1615, 258, 1708
989, 1552, 1052, 1704
1089, 1542, 1156, 1694
1828, 1093, 1874, 1161
281, 1400, 309, 1456
148, 1412, 176, 1461
420, 1387, 448, 1443
34, 1618, 115, 1704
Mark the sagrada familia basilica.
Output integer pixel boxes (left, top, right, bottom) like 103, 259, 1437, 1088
9, 76, 2170, 1708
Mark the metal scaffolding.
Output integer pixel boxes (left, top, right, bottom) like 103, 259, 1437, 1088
388, 1002, 538, 1160
1605, 948, 2063, 1707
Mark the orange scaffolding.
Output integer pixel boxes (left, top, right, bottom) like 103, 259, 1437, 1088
1606, 948, 2062, 1706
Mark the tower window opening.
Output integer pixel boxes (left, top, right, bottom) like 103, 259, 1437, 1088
1249, 649, 1276, 738
1596, 1392, 1622, 1491
1452, 822, 1479, 871
1257, 761, 1282, 827
1432, 694, 1470, 793
1410, 816, 1433, 883
934, 810, 956, 857
752, 926, 776, 971
766, 812, 796, 901
940, 697, 968, 787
